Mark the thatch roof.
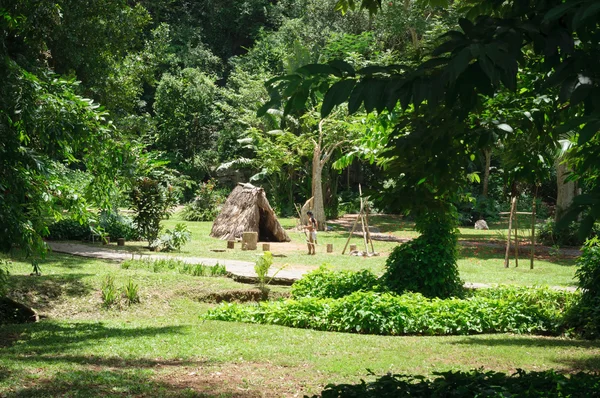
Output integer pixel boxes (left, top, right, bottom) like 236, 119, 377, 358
210, 183, 290, 242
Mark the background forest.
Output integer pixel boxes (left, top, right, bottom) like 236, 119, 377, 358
1, 0, 598, 257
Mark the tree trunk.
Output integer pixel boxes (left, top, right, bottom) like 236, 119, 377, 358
312, 146, 326, 231
482, 148, 491, 198
555, 158, 578, 221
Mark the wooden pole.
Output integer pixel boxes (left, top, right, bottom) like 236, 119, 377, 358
360, 213, 369, 254
530, 188, 538, 269
364, 202, 375, 253
504, 197, 516, 268
514, 200, 519, 268
342, 214, 361, 254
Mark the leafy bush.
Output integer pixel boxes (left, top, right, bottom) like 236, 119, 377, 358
101, 275, 118, 308
565, 237, 600, 339
98, 210, 139, 241
204, 287, 573, 336
291, 266, 380, 299
122, 279, 140, 305
120, 258, 227, 277
0, 260, 10, 297
130, 177, 176, 246
383, 211, 463, 299
180, 263, 227, 277
47, 219, 90, 240
255, 251, 273, 292
180, 179, 226, 221
537, 218, 600, 247
312, 369, 600, 397
152, 223, 191, 252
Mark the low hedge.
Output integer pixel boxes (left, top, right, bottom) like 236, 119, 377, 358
291, 267, 380, 299
204, 287, 577, 336
311, 369, 600, 397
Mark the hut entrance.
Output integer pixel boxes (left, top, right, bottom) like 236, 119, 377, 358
259, 208, 277, 241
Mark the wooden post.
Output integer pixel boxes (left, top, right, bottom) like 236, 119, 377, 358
227, 240, 235, 249
364, 202, 375, 253
531, 191, 537, 269
349, 244, 357, 252
262, 243, 270, 251
504, 197, 516, 268
342, 215, 361, 254
242, 232, 258, 250
327, 243, 333, 253
514, 200, 519, 268
117, 238, 125, 246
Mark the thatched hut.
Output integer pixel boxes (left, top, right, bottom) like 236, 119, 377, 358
210, 183, 290, 242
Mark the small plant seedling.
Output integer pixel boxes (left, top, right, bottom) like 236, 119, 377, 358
101, 275, 118, 308
122, 279, 140, 305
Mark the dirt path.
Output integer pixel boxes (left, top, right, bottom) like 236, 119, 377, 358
47, 242, 311, 285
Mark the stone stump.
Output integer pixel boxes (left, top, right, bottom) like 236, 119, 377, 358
227, 240, 235, 249
262, 243, 270, 251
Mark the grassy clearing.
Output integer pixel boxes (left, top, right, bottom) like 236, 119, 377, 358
0, 253, 597, 397
67, 213, 578, 287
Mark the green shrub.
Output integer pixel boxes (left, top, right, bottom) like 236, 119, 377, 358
180, 262, 228, 277
537, 217, 600, 247
383, 211, 463, 299
47, 219, 90, 240
101, 275, 118, 308
122, 279, 140, 305
312, 369, 600, 397
130, 177, 176, 246
565, 237, 600, 339
98, 210, 139, 241
291, 266, 380, 299
152, 223, 191, 252
204, 287, 572, 336
0, 260, 10, 297
180, 179, 226, 221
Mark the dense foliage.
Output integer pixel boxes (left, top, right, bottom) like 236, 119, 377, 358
312, 369, 600, 398
291, 266, 380, 299
180, 180, 226, 221
129, 178, 176, 246
384, 211, 463, 299
204, 287, 575, 336
565, 238, 600, 339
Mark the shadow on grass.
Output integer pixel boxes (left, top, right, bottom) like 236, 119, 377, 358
2, 368, 257, 397
1, 322, 186, 356
8, 273, 93, 311
452, 337, 600, 372
458, 245, 577, 266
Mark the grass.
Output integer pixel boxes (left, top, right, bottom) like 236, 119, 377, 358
68, 212, 578, 287
1, 254, 599, 397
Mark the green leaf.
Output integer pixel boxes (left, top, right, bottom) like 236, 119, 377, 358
328, 59, 355, 76
496, 123, 514, 133
543, 1, 581, 22
570, 82, 592, 106
296, 64, 341, 77
578, 120, 600, 145
572, 2, 600, 29
348, 82, 365, 114
321, 79, 356, 118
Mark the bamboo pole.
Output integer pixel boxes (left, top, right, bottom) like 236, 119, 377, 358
365, 204, 375, 253
504, 197, 517, 268
514, 200, 519, 268
342, 211, 362, 254
530, 188, 538, 269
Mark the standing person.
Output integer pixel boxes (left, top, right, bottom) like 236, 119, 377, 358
305, 211, 318, 255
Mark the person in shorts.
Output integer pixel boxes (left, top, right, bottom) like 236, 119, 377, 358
305, 211, 318, 255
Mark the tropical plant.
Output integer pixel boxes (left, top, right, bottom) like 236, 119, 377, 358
101, 275, 119, 308
130, 177, 176, 246
122, 279, 140, 305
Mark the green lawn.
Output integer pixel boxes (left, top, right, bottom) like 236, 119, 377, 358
1, 254, 598, 397
0, 215, 588, 396
74, 213, 578, 287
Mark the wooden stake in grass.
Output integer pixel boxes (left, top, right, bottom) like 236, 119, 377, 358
504, 197, 517, 268
514, 200, 519, 268
530, 188, 538, 269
